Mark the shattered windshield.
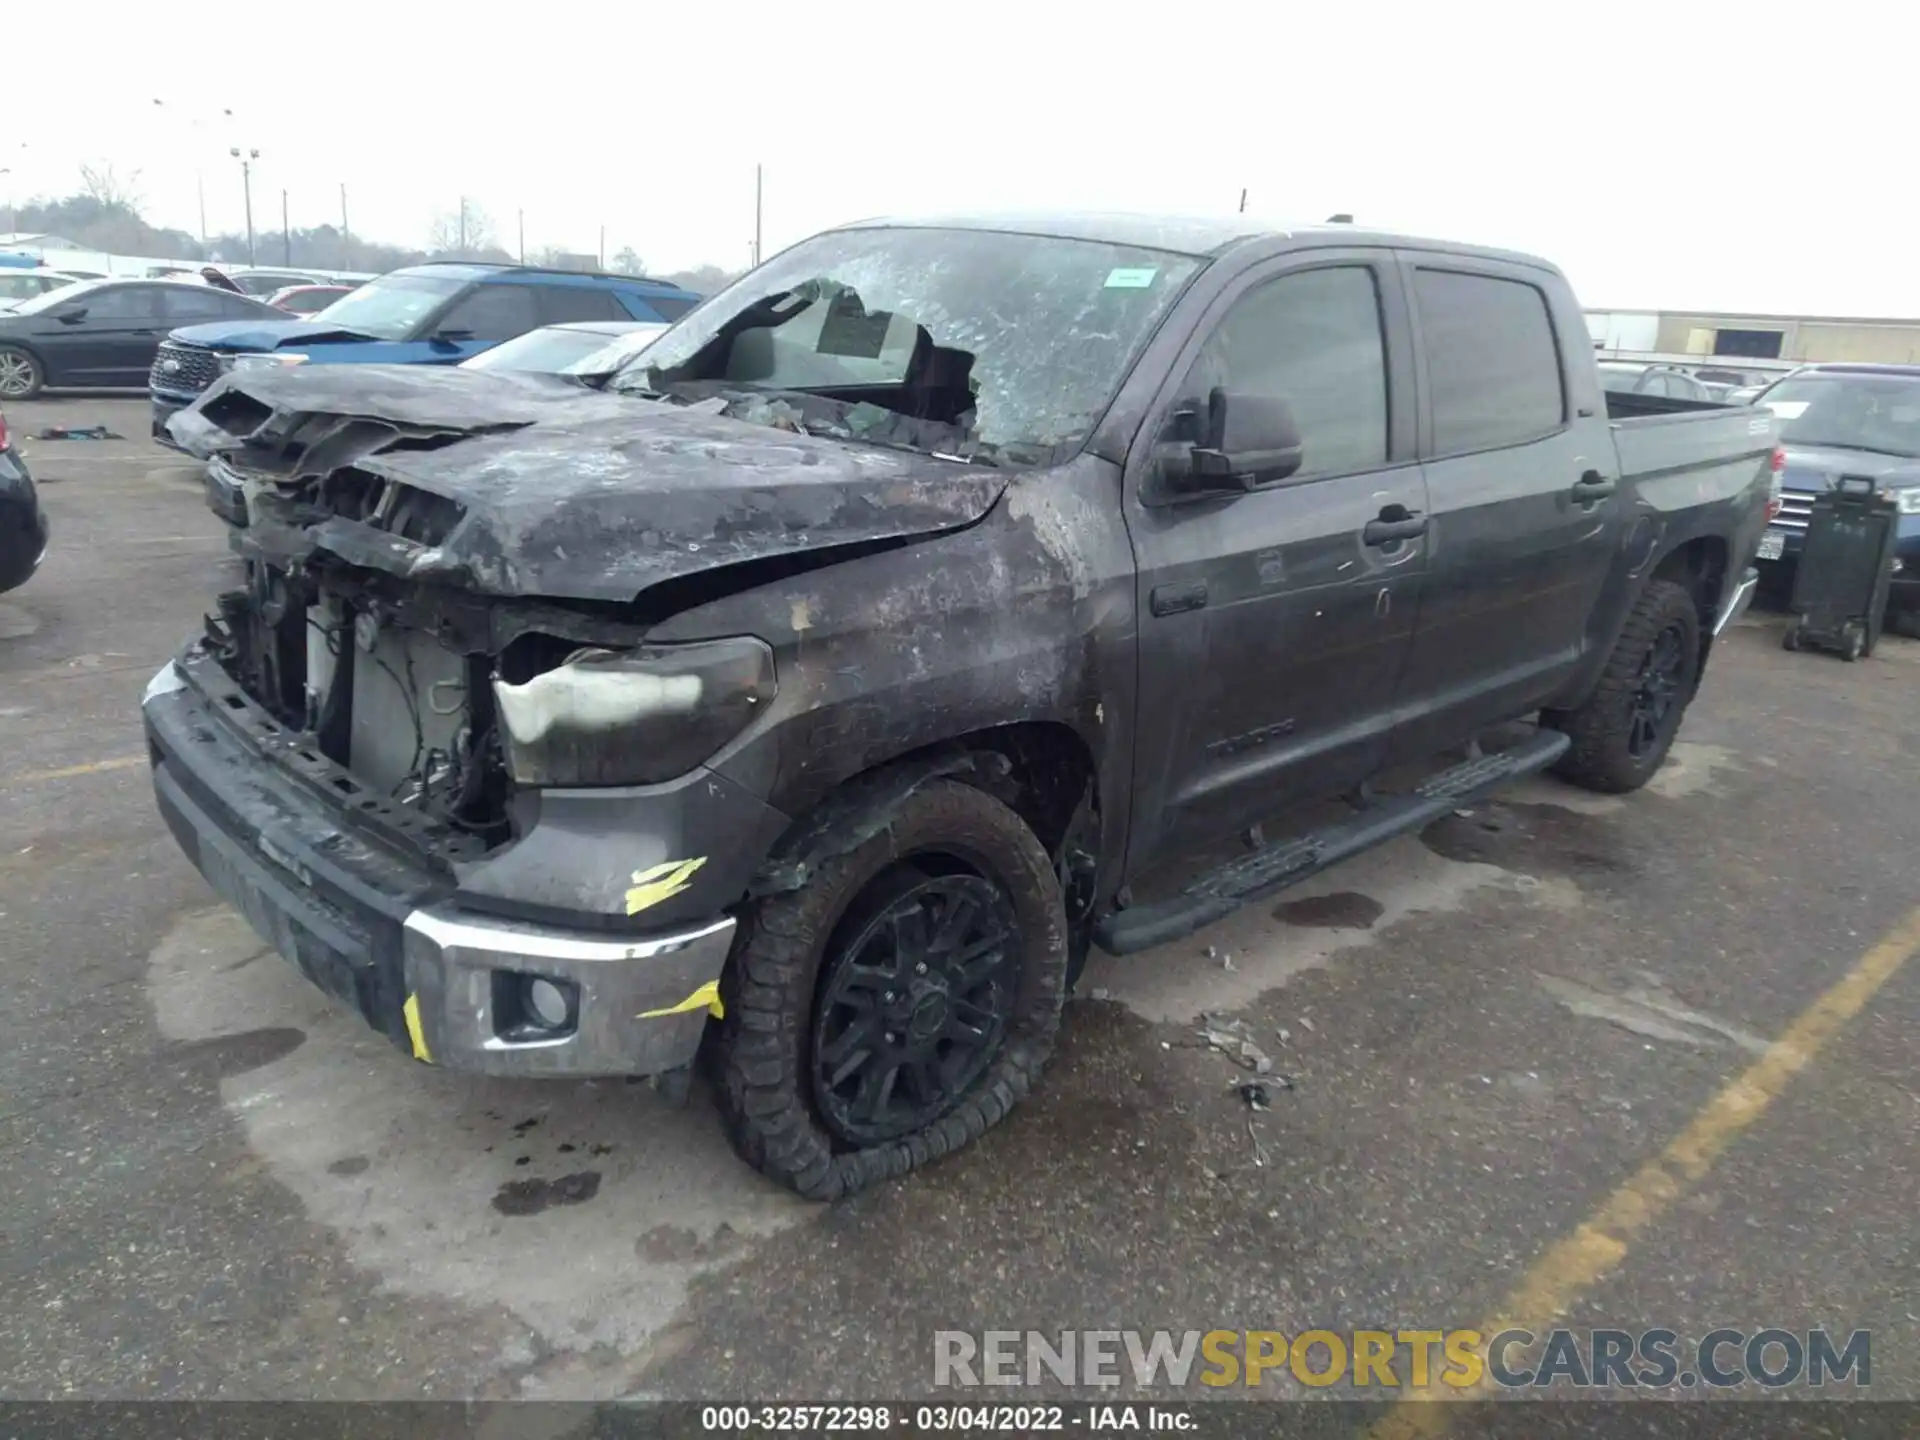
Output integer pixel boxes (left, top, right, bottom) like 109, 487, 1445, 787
614, 226, 1202, 461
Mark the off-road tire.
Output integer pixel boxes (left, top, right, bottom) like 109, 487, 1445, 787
712, 778, 1068, 1200
1547, 579, 1700, 794
0, 346, 44, 402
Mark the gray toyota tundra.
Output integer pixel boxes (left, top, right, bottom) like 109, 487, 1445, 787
148, 214, 1777, 1198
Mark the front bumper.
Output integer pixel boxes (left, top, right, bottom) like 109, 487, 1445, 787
143, 657, 739, 1078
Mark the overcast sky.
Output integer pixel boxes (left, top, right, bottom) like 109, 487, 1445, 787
8, 1, 1908, 315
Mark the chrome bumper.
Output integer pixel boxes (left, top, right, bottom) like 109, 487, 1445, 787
401, 906, 736, 1078
145, 657, 739, 1082
1713, 565, 1760, 637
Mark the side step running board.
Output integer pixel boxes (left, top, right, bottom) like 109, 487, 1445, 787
1093, 728, 1570, 956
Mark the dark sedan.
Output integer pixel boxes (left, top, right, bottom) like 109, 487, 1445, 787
0, 406, 47, 594
0, 279, 284, 400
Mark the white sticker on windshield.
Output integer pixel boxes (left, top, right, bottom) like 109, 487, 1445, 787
1104, 267, 1159, 289
1765, 400, 1810, 419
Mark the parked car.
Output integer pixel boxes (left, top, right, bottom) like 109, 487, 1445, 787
458, 320, 668, 376
1597, 361, 1719, 403
150, 262, 702, 442
266, 284, 356, 316
0, 279, 286, 399
1753, 363, 1920, 633
0, 406, 48, 595
149, 214, 1774, 1198
0, 270, 84, 308
221, 269, 330, 297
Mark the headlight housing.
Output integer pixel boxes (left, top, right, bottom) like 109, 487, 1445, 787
1893, 486, 1920, 515
224, 352, 309, 372
492, 637, 775, 787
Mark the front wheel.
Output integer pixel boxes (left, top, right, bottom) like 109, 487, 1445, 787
712, 778, 1068, 1199
1547, 579, 1701, 794
0, 346, 43, 401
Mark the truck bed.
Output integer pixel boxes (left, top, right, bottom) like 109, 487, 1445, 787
1607, 391, 1777, 483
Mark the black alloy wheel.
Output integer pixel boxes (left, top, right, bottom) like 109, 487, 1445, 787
1627, 621, 1688, 759
810, 865, 1017, 1145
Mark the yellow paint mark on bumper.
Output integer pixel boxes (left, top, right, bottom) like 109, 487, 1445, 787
1361, 902, 1920, 1439
402, 993, 433, 1063
639, 979, 725, 1021
2, 754, 145, 788
624, 857, 707, 915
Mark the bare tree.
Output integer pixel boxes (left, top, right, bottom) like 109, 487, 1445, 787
610, 246, 646, 276
78, 162, 144, 213
427, 199, 497, 258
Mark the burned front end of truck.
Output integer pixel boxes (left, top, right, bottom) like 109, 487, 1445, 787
144, 360, 1004, 1081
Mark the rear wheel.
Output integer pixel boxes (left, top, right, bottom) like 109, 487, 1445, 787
0, 347, 43, 401
1548, 579, 1701, 794
713, 778, 1068, 1199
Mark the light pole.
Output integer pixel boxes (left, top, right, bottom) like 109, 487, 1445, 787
1, 168, 13, 238
153, 99, 228, 252
230, 147, 259, 265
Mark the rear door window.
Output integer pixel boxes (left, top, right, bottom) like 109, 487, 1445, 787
161, 287, 238, 323
1413, 268, 1566, 454
435, 283, 542, 341
628, 292, 697, 323
538, 287, 628, 324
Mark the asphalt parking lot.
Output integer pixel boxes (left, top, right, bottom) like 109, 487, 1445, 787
3, 395, 1917, 1414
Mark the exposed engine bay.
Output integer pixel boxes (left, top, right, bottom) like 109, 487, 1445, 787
210, 561, 514, 845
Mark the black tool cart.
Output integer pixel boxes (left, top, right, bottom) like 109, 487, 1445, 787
1782, 475, 1900, 661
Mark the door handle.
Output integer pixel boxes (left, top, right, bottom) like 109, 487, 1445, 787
1571, 470, 1616, 502
1363, 507, 1427, 547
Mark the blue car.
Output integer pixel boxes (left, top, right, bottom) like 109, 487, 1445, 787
150, 261, 700, 443
1755, 364, 1920, 632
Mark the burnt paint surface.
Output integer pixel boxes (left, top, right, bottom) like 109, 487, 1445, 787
648, 454, 1142, 896
156, 226, 1776, 945
168, 365, 1006, 603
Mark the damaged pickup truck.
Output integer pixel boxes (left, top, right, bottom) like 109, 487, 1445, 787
147, 214, 1777, 1198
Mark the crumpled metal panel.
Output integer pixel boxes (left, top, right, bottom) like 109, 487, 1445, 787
166, 365, 1008, 603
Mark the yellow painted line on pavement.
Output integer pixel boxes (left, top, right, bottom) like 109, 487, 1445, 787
1, 754, 146, 789
1363, 902, 1920, 1439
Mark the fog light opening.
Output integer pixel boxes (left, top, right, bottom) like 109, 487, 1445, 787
523, 976, 575, 1031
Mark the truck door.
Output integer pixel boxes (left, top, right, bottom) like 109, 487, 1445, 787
1124, 251, 1428, 874
1386, 256, 1622, 762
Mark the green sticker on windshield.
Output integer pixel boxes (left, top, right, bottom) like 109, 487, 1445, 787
1104, 267, 1158, 289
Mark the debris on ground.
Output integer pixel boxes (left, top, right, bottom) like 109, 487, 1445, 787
1246, 1120, 1271, 1168
1237, 1081, 1271, 1112
1299, 1015, 1316, 1032
1198, 1013, 1273, 1073
36, 425, 122, 441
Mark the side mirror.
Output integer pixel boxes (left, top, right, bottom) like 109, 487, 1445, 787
430, 328, 474, 349
55, 307, 88, 324
1158, 388, 1304, 498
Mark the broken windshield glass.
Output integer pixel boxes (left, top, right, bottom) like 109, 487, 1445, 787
614, 226, 1203, 458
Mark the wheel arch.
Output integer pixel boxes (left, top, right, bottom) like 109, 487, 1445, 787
749, 720, 1099, 901
1650, 534, 1730, 685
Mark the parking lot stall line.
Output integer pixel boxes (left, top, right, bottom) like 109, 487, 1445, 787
1362, 901, 1920, 1438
